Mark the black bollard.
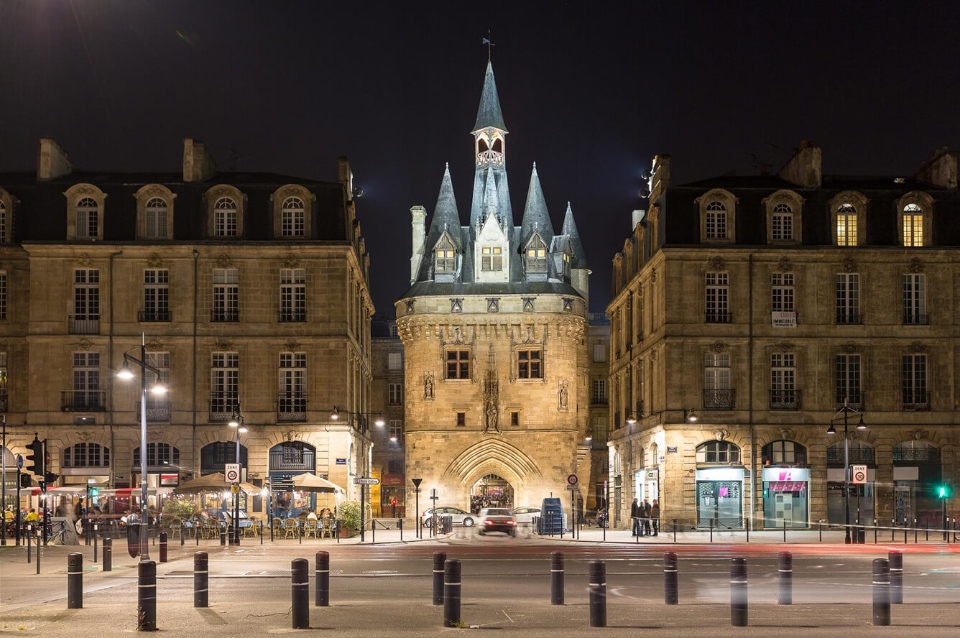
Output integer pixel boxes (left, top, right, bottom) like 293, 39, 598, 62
873, 558, 890, 626
219, 526, 226, 546
159, 532, 168, 563
67, 552, 83, 609
194, 552, 208, 608
315, 551, 330, 607
588, 560, 606, 627
103, 537, 112, 572
137, 560, 157, 631
398, 518, 403, 542
36, 527, 41, 574
778, 552, 792, 605
550, 551, 564, 605
730, 557, 747, 627
181, 523, 185, 547
432, 551, 446, 605
26, 525, 31, 564
664, 552, 678, 605
93, 524, 99, 563
443, 559, 461, 628
888, 550, 903, 604
291, 558, 310, 629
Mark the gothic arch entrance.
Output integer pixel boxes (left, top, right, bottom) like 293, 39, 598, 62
470, 474, 514, 512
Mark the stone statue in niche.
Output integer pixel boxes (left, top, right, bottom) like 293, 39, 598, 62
558, 379, 569, 410
424, 372, 435, 400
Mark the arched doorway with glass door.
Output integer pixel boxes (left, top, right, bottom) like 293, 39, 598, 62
695, 440, 744, 529
269, 440, 329, 519
761, 440, 809, 528
199, 441, 249, 515
827, 439, 875, 526
893, 440, 941, 526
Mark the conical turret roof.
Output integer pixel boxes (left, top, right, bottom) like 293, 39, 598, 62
520, 163, 554, 249
472, 61, 508, 133
425, 164, 463, 252
561, 201, 588, 269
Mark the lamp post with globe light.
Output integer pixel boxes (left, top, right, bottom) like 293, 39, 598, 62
116, 333, 167, 561
227, 402, 246, 545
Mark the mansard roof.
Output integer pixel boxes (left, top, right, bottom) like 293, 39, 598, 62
472, 61, 508, 134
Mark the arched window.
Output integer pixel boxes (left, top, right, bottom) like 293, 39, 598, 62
200, 441, 248, 475
133, 443, 180, 467
76, 197, 100, 239
144, 197, 168, 239
827, 440, 874, 465
902, 203, 923, 247
705, 201, 727, 239
772, 203, 793, 241
281, 197, 305, 237
0, 200, 7, 243
836, 204, 857, 246
214, 197, 238, 237
63, 443, 110, 468
762, 440, 807, 465
696, 440, 741, 464
269, 441, 317, 472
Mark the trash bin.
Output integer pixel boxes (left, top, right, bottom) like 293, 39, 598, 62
532, 516, 541, 535
857, 526, 866, 544
441, 515, 453, 534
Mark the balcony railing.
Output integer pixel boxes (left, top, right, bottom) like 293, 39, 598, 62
61, 391, 106, 412
138, 309, 172, 322
278, 310, 307, 323
835, 391, 864, 410
705, 311, 733, 324
902, 314, 929, 325
277, 393, 308, 422
703, 389, 736, 409
137, 398, 171, 422
211, 309, 239, 322
901, 392, 929, 411
770, 389, 801, 410
827, 447, 875, 464
209, 394, 239, 422
69, 315, 100, 335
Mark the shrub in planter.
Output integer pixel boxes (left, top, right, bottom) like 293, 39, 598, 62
161, 497, 197, 529
336, 500, 361, 535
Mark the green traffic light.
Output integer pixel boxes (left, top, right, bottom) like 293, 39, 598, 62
937, 484, 951, 499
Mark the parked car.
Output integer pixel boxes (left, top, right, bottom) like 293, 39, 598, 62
422, 506, 474, 528
219, 509, 254, 528
510, 506, 541, 525
478, 508, 517, 537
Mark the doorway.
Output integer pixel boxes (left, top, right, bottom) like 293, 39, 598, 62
470, 474, 514, 513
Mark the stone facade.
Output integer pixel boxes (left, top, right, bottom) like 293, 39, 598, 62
608, 145, 960, 532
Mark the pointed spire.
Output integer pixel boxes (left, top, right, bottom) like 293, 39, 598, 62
520, 163, 553, 249
472, 61, 508, 134
426, 163, 463, 251
562, 201, 588, 269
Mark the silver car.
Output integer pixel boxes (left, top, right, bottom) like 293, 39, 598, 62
510, 506, 541, 525
422, 506, 475, 528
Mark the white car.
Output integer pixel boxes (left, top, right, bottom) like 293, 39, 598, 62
422, 506, 475, 528
510, 506, 541, 525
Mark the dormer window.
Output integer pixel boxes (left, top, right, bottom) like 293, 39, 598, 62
76, 197, 99, 238
562, 252, 571, 278
144, 198, 168, 238
705, 201, 727, 239
524, 235, 547, 275
435, 236, 456, 274
215, 197, 238, 237
698, 189, 736, 243
830, 191, 868, 247
65, 184, 107, 241
281, 197, 305, 237
481, 246, 503, 271
836, 204, 858, 246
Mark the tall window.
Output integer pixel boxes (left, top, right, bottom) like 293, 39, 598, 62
278, 352, 306, 418
214, 197, 238, 237
0, 271, 6, 320
0, 352, 7, 412
212, 268, 239, 322
835, 273, 860, 324
389, 419, 403, 443
63, 442, 110, 468
144, 197, 168, 239
902, 353, 928, 409
705, 272, 730, 322
142, 269, 170, 321
592, 379, 607, 404
72, 352, 101, 410
517, 348, 543, 379
446, 349, 471, 379
481, 246, 503, 271
703, 352, 732, 409
705, 201, 727, 239
836, 204, 858, 246
76, 197, 99, 238
279, 268, 306, 322
388, 352, 402, 370
0, 200, 7, 242
771, 273, 795, 313
772, 203, 793, 241
211, 352, 239, 417
525, 237, 547, 274
835, 353, 862, 407
144, 351, 171, 420
902, 273, 926, 325
592, 343, 607, 363
72, 269, 100, 334
770, 353, 797, 409
388, 382, 403, 405
902, 204, 923, 247
281, 197, 305, 237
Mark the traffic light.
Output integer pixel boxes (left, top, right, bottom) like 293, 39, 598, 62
20, 474, 32, 488
937, 484, 952, 499
89, 487, 100, 497
44, 471, 59, 486
26, 437, 45, 476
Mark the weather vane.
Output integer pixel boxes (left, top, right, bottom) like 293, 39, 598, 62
482, 31, 495, 61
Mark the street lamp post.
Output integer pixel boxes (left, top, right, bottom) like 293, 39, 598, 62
827, 397, 865, 545
228, 402, 246, 546
329, 406, 384, 541
117, 333, 167, 562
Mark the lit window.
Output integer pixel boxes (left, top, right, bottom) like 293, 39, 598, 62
481, 246, 503, 271
902, 204, 923, 247
836, 204, 858, 246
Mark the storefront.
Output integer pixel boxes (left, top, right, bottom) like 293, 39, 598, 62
762, 466, 809, 528
695, 466, 744, 529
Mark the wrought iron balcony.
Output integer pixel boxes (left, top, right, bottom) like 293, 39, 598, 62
69, 315, 100, 335
277, 392, 308, 422
211, 309, 239, 322
703, 389, 736, 409
278, 309, 306, 323
901, 392, 929, 411
137, 398, 171, 422
61, 391, 106, 412
138, 309, 172, 322
209, 394, 239, 422
705, 311, 733, 324
770, 389, 801, 410
834, 391, 864, 410
827, 446, 875, 464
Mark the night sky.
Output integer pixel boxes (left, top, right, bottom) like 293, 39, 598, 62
2, 1, 959, 315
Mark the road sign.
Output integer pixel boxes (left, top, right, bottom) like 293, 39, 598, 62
354, 477, 380, 485
567, 474, 578, 486
225, 464, 240, 483
231, 483, 240, 494
851, 464, 867, 484
16, 454, 23, 470
566, 485, 578, 490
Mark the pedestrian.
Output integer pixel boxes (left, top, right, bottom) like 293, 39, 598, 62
630, 497, 640, 536
642, 499, 652, 536
651, 499, 660, 536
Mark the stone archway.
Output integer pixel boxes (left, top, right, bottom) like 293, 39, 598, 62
444, 438, 541, 508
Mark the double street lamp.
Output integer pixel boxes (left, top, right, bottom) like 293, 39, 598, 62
827, 397, 866, 544
117, 333, 167, 562
227, 402, 246, 546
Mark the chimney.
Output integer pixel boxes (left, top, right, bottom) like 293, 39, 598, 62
410, 205, 427, 284
779, 141, 821, 187
649, 154, 671, 201
338, 156, 354, 199
182, 138, 217, 182
37, 138, 73, 181
915, 146, 958, 189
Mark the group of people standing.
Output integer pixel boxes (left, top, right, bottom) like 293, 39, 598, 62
631, 497, 660, 537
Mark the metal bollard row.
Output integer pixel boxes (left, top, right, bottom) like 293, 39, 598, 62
730, 557, 747, 627
432, 551, 446, 605
68, 553, 83, 609
194, 552, 208, 608
316, 551, 330, 607
588, 560, 606, 627
550, 551, 564, 605
443, 559, 462, 628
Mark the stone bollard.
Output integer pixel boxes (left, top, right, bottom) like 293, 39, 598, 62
315, 551, 330, 607
778, 552, 792, 605
194, 552, 208, 608
291, 558, 310, 629
67, 553, 83, 609
589, 560, 606, 627
550, 551, 564, 605
730, 557, 748, 626
103, 537, 112, 572
137, 560, 157, 631
443, 559, 461, 628
432, 551, 446, 605
873, 558, 890, 626
664, 552, 678, 605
